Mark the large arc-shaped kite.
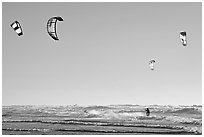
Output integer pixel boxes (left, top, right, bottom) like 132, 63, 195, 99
47, 16, 63, 40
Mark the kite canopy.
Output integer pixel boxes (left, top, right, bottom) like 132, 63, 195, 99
10, 21, 23, 36
47, 16, 63, 40
149, 59, 156, 70
179, 31, 187, 46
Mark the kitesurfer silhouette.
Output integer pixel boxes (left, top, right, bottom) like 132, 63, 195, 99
145, 108, 150, 116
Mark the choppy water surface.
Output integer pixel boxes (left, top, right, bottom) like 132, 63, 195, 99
2, 105, 202, 135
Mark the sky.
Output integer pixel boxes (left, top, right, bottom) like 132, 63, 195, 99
2, 2, 202, 106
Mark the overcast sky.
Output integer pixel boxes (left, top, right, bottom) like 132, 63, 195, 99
2, 2, 202, 106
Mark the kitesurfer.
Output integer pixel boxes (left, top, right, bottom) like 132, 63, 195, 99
145, 108, 150, 116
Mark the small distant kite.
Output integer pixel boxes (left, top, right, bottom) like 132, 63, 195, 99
10, 21, 23, 36
149, 59, 156, 70
179, 31, 187, 46
47, 16, 63, 40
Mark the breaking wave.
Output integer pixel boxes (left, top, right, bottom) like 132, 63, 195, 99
2, 126, 201, 135
2, 118, 201, 134
165, 107, 202, 115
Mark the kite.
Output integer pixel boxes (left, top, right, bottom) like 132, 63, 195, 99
47, 16, 63, 40
179, 31, 187, 46
149, 59, 156, 70
10, 21, 23, 36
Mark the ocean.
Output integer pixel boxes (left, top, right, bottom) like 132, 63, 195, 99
2, 105, 202, 135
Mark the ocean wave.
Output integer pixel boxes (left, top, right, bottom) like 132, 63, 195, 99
3, 119, 45, 123
2, 119, 104, 126
2, 127, 200, 135
3, 113, 201, 126
2, 128, 50, 132
3, 119, 201, 134
135, 115, 165, 120
165, 107, 202, 114
3, 105, 201, 117
165, 116, 202, 125
55, 128, 191, 134
1, 119, 198, 129
83, 109, 146, 119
